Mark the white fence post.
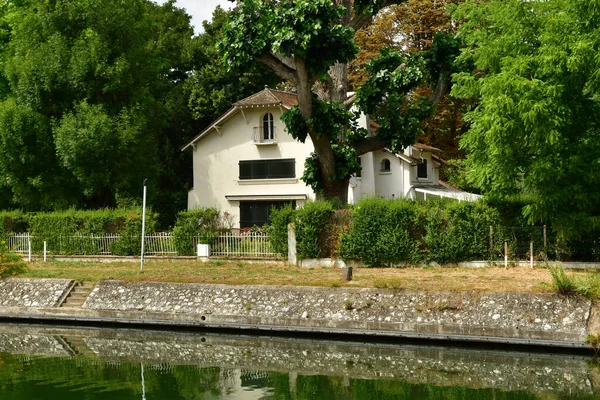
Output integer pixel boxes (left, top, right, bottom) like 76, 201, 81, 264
504, 241, 508, 268
530, 241, 534, 268
43, 241, 47, 262
28, 240, 31, 262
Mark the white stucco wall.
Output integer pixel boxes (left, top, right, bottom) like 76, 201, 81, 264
187, 107, 315, 227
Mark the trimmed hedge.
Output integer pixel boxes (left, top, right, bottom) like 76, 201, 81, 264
339, 197, 501, 266
172, 208, 222, 256
0, 209, 157, 255
339, 197, 420, 266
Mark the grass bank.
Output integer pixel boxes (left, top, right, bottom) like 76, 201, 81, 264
15, 259, 597, 295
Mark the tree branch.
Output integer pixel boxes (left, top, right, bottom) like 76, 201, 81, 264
430, 70, 451, 105
256, 53, 298, 84
353, 135, 390, 156
349, 0, 407, 31
343, 93, 357, 108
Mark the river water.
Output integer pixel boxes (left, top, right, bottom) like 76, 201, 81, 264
0, 324, 597, 399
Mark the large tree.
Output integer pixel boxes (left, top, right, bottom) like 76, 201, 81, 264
351, 0, 467, 161
452, 0, 600, 236
0, 0, 194, 211
221, 0, 458, 201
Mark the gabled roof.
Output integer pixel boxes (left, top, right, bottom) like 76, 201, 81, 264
412, 142, 443, 153
234, 88, 298, 108
182, 88, 297, 151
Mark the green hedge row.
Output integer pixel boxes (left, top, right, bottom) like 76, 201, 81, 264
0, 209, 158, 256
271, 198, 504, 266
339, 197, 501, 266
172, 208, 223, 256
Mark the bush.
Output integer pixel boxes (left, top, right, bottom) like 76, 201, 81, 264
339, 197, 420, 267
0, 240, 26, 278
23, 209, 157, 256
294, 201, 334, 259
172, 208, 221, 256
268, 203, 295, 256
424, 199, 501, 263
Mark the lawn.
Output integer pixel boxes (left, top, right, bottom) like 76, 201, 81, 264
16, 259, 597, 295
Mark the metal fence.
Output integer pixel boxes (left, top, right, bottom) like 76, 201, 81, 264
211, 232, 279, 258
6, 231, 280, 258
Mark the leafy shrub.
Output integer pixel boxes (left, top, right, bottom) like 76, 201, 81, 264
424, 199, 501, 263
294, 201, 334, 259
339, 197, 420, 267
0, 240, 26, 278
172, 208, 221, 256
110, 211, 158, 256
268, 203, 295, 256
548, 266, 577, 296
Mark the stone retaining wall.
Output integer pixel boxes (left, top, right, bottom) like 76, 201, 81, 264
84, 281, 591, 343
0, 278, 72, 308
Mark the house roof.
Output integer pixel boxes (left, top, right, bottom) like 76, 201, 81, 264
412, 142, 443, 153
182, 88, 297, 151
234, 88, 298, 108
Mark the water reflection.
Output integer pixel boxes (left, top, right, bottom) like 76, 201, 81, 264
0, 323, 597, 399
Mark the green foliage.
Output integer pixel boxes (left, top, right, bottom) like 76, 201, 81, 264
339, 197, 502, 266
453, 0, 600, 238
172, 208, 222, 256
424, 199, 501, 263
187, 6, 280, 129
20, 209, 157, 256
268, 204, 295, 256
294, 201, 334, 259
221, 0, 358, 77
547, 267, 577, 296
339, 197, 421, 267
0, 0, 195, 214
0, 238, 27, 278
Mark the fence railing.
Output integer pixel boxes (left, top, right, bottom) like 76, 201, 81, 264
5, 231, 281, 259
211, 232, 279, 258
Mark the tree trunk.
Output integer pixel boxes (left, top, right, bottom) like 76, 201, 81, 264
320, 175, 350, 203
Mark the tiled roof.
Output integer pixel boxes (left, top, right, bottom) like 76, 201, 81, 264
413, 142, 443, 153
234, 88, 298, 108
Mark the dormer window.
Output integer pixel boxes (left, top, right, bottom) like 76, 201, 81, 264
263, 113, 274, 140
380, 158, 391, 173
417, 159, 428, 178
253, 113, 277, 144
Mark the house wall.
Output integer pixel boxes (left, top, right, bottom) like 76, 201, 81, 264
188, 107, 315, 227
372, 150, 403, 199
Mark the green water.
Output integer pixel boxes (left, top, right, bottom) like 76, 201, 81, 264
0, 325, 597, 399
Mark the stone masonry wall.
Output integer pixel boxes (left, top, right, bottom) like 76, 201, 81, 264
84, 281, 591, 342
0, 278, 72, 308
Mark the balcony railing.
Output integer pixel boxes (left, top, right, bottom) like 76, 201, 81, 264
252, 126, 277, 144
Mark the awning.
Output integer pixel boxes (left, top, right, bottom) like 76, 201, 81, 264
225, 194, 308, 201
413, 186, 482, 202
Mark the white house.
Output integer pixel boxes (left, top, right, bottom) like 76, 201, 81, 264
183, 88, 479, 228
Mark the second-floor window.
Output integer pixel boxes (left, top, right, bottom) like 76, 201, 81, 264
263, 113, 274, 140
239, 159, 295, 180
417, 159, 428, 178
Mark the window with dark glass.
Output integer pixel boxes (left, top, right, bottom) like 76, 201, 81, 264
262, 113, 274, 140
380, 158, 391, 172
356, 157, 362, 178
240, 200, 296, 228
239, 159, 295, 180
417, 159, 428, 178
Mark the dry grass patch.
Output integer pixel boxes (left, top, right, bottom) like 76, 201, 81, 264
16, 259, 588, 294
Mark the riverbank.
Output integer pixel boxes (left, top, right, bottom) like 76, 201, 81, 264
0, 277, 597, 350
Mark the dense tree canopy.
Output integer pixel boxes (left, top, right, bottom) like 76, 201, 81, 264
221, 0, 459, 201
0, 0, 194, 211
453, 0, 600, 236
